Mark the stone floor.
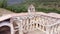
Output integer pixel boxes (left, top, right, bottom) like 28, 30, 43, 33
0, 27, 45, 34
0, 30, 45, 34
26, 30, 46, 34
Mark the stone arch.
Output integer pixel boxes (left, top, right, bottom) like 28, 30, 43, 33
0, 26, 10, 34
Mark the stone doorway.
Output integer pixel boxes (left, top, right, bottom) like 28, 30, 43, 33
0, 26, 10, 34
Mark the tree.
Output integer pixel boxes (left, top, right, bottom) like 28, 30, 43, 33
0, 0, 7, 8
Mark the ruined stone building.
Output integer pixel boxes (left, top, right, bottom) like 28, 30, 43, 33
0, 4, 60, 34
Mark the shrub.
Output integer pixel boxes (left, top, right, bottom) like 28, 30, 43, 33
6, 4, 28, 13
0, 0, 7, 8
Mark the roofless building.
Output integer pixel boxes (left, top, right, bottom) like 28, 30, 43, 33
0, 4, 60, 34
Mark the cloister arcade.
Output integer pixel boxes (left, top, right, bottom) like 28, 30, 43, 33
11, 13, 60, 34
0, 4, 60, 34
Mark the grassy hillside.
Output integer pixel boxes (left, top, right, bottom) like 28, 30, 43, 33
0, 0, 60, 13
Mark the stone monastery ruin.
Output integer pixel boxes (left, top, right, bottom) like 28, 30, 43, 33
0, 4, 60, 34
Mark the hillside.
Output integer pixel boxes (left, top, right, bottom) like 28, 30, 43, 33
0, 0, 60, 13
0, 8, 14, 16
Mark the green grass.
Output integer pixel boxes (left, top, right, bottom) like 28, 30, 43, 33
36, 7, 60, 13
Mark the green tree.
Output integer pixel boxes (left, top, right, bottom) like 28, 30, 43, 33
0, 0, 7, 8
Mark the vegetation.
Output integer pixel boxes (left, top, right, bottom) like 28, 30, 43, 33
0, 0, 7, 8
6, 4, 28, 13
0, 0, 60, 13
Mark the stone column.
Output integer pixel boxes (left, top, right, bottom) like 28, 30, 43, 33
26, 19, 29, 31
19, 20, 23, 34
36, 23, 38, 28
57, 25, 60, 34
54, 25, 57, 34
43, 26, 44, 31
10, 24, 15, 34
10, 18, 15, 34
46, 26, 51, 34
50, 26, 54, 34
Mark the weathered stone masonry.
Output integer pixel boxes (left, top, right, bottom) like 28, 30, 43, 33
0, 4, 60, 34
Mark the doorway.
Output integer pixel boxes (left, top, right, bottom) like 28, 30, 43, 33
0, 26, 10, 34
